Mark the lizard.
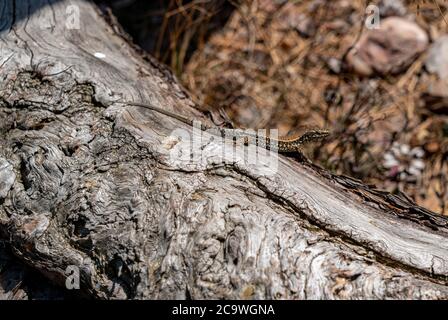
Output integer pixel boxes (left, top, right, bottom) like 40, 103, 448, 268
114, 101, 330, 153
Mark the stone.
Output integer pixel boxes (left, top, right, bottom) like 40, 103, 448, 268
421, 77, 448, 114
327, 57, 342, 74
346, 17, 428, 76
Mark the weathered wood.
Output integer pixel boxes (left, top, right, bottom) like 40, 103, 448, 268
0, 0, 448, 299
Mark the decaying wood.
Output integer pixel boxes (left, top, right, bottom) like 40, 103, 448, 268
1, 0, 448, 299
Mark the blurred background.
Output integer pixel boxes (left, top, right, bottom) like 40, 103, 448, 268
95, 0, 448, 215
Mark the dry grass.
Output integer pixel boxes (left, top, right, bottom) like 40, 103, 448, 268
180, 0, 448, 215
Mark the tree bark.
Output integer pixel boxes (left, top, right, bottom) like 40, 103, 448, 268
0, 0, 448, 299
